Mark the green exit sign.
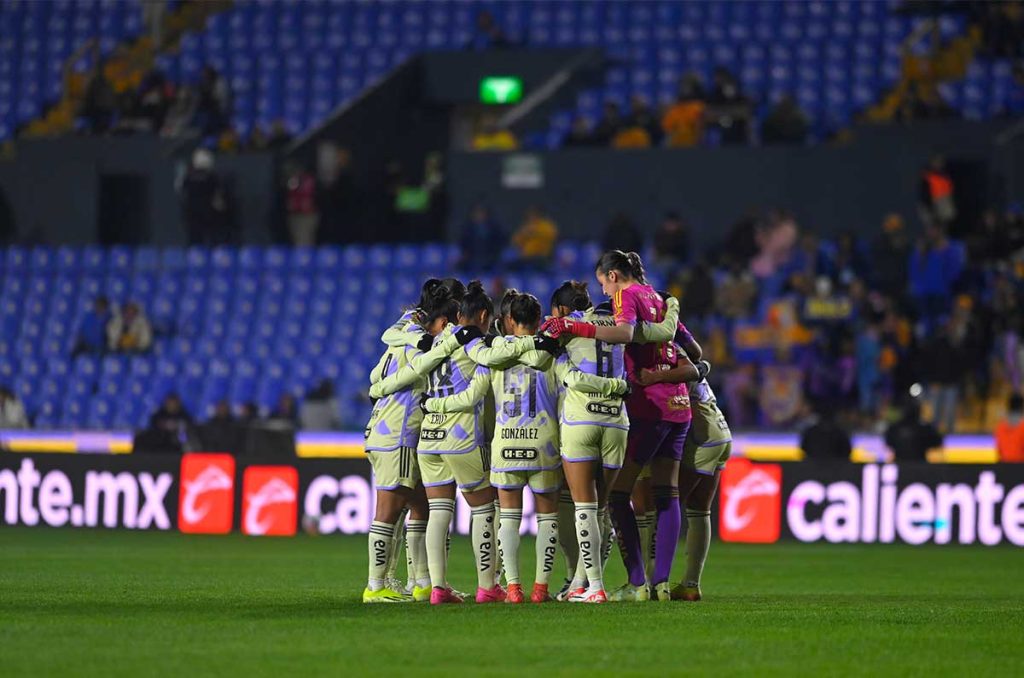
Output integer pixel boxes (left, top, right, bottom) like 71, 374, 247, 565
479, 76, 523, 104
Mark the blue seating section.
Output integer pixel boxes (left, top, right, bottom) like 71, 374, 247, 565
0, 0, 145, 140
3, 1, 1017, 144
0, 244, 635, 431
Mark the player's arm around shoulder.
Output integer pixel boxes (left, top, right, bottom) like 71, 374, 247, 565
424, 366, 492, 414
633, 295, 680, 344
555, 353, 628, 397
369, 328, 460, 399
466, 334, 536, 367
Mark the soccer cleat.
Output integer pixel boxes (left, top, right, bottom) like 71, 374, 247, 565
430, 586, 464, 605
670, 582, 702, 601
608, 583, 651, 602
363, 587, 412, 604
412, 585, 432, 603
386, 577, 410, 595
555, 578, 576, 602
569, 587, 607, 604
475, 584, 508, 603
530, 583, 551, 603
653, 582, 673, 601
505, 583, 524, 604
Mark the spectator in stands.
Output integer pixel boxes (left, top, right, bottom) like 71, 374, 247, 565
300, 380, 342, 431
267, 393, 300, 430
149, 393, 193, 434
510, 206, 558, 269
996, 393, 1024, 462
662, 85, 706, 147
909, 223, 964, 329
285, 162, 319, 247
918, 320, 963, 434
238, 402, 262, 424
75, 296, 112, 355
317, 146, 360, 244
160, 85, 198, 137
195, 65, 232, 137
855, 322, 883, 420
107, 301, 153, 353
268, 120, 292, 150
135, 69, 173, 133
885, 397, 943, 460
180, 148, 230, 245
871, 213, 912, 298
564, 117, 595, 147
472, 115, 518, 151
706, 67, 751, 144
79, 61, 118, 134
470, 9, 511, 50
197, 400, 240, 453
677, 262, 716, 322
590, 102, 624, 146
611, 96, 659, 148
217, 128, 241, 154
716, 263, 758, 319
601, 212, 644, 254
761, 95, 809, 145
247, 125, 269, 151
459, 203, 504, 272
918, 155, 957, 228
652, 211, 691, 271
799, 404, 852, 460
0, 386, 29, 429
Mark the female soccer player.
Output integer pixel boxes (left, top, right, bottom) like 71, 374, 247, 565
545, 280, 681, 602
637, 326, 727, 602
362, 285, 462, 603
423, 291, 628, 604
543, 251, 695, 602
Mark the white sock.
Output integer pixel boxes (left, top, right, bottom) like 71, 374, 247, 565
471, 503, 497, 589
406, 519, 430, 588
493, 500, 505, 584
575, 502, 603, 592
685, 509, 711, 587
558, 491, 578, 576
427, 498, 455, 589
385, 508, 407, 581
599, 506, 613, 570
367, 520, 394, 590
535, 512, 559, 586
637, 510, 654, 583
497, 508, 523, 585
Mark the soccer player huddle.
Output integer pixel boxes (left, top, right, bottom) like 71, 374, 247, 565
362, 250, 732, 605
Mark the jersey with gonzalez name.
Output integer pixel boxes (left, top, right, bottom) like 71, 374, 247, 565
419, 330, 489, 454
613, 284, 690, 423
490, 354, 561, 473
561, 308, 629, 430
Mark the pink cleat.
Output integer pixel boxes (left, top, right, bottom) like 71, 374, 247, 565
475, 584, 507, 603
569, 587, 607, 603
429, 586, 464, 605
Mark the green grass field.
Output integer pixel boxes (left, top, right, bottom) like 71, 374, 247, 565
1, 529, 1022, 677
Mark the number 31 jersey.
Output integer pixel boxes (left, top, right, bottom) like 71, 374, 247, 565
561, 308, 629, 431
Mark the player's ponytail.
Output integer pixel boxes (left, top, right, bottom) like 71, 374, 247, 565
459, 279, 494, 323
423, 284, 459, 328
551, 280, 592, 312
494, 288, 520, 334
440, 277, 466, 302
596, 249, 647, 284
509, 292, 542, 329
416, 278, 443, 311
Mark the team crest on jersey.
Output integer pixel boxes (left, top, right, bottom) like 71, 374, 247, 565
501, 448, 538, 460
668, 394, 691, 411
587, 402, 621, 416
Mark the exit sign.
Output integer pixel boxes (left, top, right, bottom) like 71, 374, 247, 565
479, 76, 523, 104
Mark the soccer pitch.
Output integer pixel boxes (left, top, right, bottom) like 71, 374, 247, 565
1, 529, 1022, 676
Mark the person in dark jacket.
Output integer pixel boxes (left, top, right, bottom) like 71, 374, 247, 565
800, 406, 853, 460
885, 397, 943, 460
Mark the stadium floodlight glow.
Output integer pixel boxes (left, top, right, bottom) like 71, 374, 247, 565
479, 76, 523, 104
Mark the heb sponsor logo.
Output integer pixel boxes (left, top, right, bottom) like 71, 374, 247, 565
719, 459, 782, 543
242, 466, 298, 536
178, 453, 235, 534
